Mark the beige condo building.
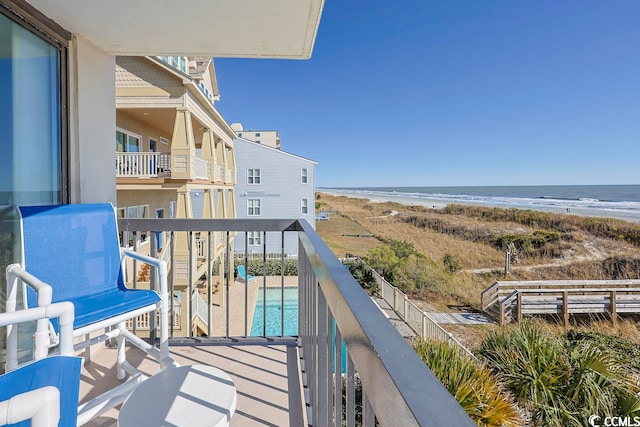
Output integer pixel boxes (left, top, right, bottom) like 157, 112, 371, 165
115, 55, 236, 337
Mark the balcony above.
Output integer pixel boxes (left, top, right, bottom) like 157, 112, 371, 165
24, 0, 324, 58
116, 152, 231, 183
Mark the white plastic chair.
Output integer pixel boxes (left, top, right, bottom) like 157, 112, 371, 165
6, 203, 177, 424
0, 301, 81, 427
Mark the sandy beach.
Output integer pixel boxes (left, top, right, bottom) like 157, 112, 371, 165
320, 190, 640, 224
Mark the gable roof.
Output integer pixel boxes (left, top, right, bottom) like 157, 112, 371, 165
234, 138, 317, 165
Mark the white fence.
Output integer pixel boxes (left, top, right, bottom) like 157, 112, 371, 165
214, 165, 223, 182
349, 257, 476, 358
195, 157, 210, 180
116, 152, 171, 178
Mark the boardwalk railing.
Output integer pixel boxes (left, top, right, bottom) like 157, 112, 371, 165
483, 280, 640, 326
346, 257, 474, 358
119, 218, 475, 427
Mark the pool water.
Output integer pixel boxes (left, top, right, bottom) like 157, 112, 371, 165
250, 287, 298, 336
250, 286, 347, 372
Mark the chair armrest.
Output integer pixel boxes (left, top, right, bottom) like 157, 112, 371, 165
120, 249, 168, 292
121, 249, 165, 271
6, 263, 53, 308
0, 386, 60, 427
121, 249, 171, 368
1, 301, 75, 372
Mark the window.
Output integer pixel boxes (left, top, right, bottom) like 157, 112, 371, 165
255, 133, 260, 137
158, 56, 188, 74
247, 199, 261, 216
247, 231, 262, 246
301, 168, 308, 184
149, 138, 157, 152
160, 137, 169, 145
169, 201, 177, 219
247, 168, 261, 185
116, 129, 140, 152
301, 198, 309, 214
120, 205, 149, 246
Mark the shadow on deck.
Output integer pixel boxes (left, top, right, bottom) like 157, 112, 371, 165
82, 343, 303, 426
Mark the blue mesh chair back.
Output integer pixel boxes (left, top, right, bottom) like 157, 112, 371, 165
0, 356, 82, 427
19, 204, 160, 331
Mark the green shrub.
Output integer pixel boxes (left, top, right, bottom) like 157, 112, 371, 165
563, 329, 640, 372
413, 339, 522, 426
392, 255, 442, 292
366, 246, 399, 282
234, 259, 298, 276
478, 322, 640, 426
443, 253, 460, 273
388, 239, 419, 259
343, 260, 377, 293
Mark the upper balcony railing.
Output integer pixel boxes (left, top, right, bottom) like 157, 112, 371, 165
116, 152, 215, 181
118, 217, 474, 426
225, 168, 235, 184
116, 152, 171, 178
194, 157, 210, 181
214, 165, 223, 182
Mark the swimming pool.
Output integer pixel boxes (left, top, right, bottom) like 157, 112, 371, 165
250, 287, 298, 336
250, 286, 347, 372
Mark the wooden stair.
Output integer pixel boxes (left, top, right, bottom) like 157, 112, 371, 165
137, 263, 151, 282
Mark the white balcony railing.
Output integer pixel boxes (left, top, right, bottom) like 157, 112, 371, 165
214, 165, 223, 182
226, 169, 234, 183
195, 157, 210, 180
116, 152, 171, 178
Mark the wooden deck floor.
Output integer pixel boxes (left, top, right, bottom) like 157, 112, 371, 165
81, 343, 304, 426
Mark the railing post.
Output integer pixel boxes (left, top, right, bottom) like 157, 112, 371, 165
335, 327, 344, 426
610, 290, 617, 327
317, 290, 330, 427
403, 294, 409, 321
562, 290, 569, 330
516, 292, 522, 323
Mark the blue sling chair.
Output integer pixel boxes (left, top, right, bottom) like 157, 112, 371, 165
5, 203, 176, 424
0, 301, 81, 427
236, 264, 256, 283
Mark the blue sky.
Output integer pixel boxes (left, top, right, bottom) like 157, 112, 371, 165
215, 1, 640, 188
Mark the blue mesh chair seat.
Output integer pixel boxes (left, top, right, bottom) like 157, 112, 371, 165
70, 289, 160, 331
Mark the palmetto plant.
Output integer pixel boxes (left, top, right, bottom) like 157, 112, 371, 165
412, 339, 522, 427
478, 322, 640, 426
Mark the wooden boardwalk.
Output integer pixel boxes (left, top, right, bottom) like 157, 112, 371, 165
425, 312, 494, 325
482, 280, 640, 327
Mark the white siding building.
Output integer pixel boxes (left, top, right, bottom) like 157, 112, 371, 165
231, 123, 280, 150
234, 138, 317, 256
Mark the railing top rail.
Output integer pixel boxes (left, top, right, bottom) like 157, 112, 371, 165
118, 218, 300, 233
494, 279, 640, 287
517, 287, 640, 294
296, 220, 474, 426
501, 290, 519, 306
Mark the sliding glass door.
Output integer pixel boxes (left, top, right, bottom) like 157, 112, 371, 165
0, 10, 65, 360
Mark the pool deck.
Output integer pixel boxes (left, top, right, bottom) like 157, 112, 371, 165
83, 275, 303, 426
198, 276, 298, 337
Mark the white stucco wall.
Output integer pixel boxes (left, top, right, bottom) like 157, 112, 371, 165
68, 35, 116, 204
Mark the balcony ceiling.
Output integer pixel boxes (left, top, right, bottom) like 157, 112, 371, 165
27, 0, 324, 58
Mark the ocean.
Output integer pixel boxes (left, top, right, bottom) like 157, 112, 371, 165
321, 185, 640, 223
